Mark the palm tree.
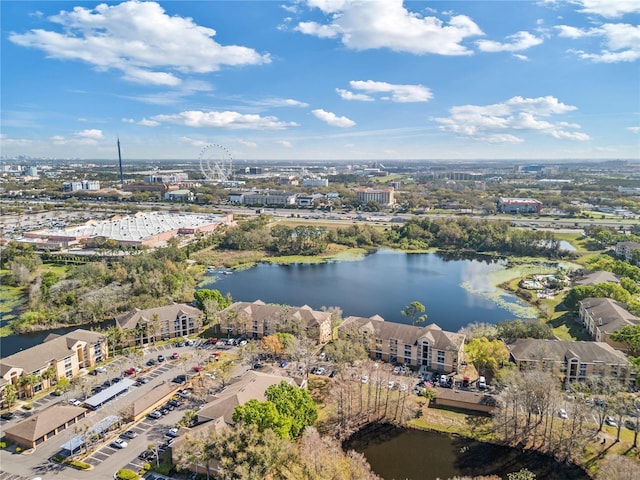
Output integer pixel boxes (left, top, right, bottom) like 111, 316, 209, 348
2, 384, 18, 411
18, 373, 39, 399
40, 366, 58, 391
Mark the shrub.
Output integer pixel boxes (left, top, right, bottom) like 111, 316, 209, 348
21, 404, 32, 410
16, 447, 22, 453
69, 460, 90, 470
143, 463, 151, 471
115, 468, 139, 480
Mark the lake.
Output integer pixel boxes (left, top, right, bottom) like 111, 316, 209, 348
201, 250, 538, 332
345, 424, 589, 480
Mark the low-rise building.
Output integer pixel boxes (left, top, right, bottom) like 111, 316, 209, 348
0, 329, 108, 399
615, 241, 640, 264
496, 197, 542, 214
338, 315, 465, 374
218, 300, 333, 344
3, 404, 87, 448
355, 187, 395, 207
506, 339, 632, 384
573, 270, 620, 286
115, 303, 203, 345
164, 189, 194, 202
578, 297, 640, 350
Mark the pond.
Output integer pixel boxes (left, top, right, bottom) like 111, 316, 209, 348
201, 250, 538, 332
345, 424, 589, 480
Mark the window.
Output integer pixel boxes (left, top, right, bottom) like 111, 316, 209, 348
437, 350, 445, 365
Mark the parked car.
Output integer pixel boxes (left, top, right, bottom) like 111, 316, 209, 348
136, 377, 149, 385
138, 450, 157, 461
192, 365, 203, 372
0, 412, 15, 420
171, 352, 180, 360
124, 368, 136, 375
279, 361, 288, 368
146, 359, 157, 367
605, 416, 618, 427
558, 409, 568, 419
172, 375, 187, 384
68, 398, 82, 407
253, 363, 264, 369
95, 366, 107, 373
315, 367, 326, 375
328, 371, 336, 378
166, 427, 179, 438
157, 355, 165, 362
51, 389, 63, 396
178, 389, 191, 398
121, 430, 138, 439
206, 337, 218, 344
111, 439, 128, 449
148, 410, 162, 419
361, 375, 369, 384
478, 376, 487, 390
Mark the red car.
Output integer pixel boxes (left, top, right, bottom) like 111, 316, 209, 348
124, 368, 136, 375
192, 365, 203, 372
206, 337, 218, 344
171, 352, 179, 360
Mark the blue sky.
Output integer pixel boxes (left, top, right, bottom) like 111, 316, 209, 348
1, 0, 639, 161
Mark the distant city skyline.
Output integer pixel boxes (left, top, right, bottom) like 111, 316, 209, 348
1, 1, 639, 161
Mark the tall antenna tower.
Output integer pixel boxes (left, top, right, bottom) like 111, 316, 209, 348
117, 137, 124, 186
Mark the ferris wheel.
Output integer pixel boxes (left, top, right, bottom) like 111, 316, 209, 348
198, 143, 233, 182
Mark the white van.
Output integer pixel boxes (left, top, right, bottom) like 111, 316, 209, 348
478, 376, 487, 389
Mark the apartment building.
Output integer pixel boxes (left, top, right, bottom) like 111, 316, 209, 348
337, 315, 465, 374
615, 241, 640, 264
115, 303, 203, 345
355, 187, 395, 207
506, 339, 632, 384
578, 297, 640, 351
0, 329, 108, 399
218, 300, 333, 344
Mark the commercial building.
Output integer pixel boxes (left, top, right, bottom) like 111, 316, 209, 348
496, 197, 542, 214
506, 339, 632, 384
115, 303, 203, 345
21, 211, 233, 249
228, 191, 297, 207
337, 315, 465, 374
218, 300, 333, 344
164, 189, 194, 202
0, 329, 108, 399
355, 187, 395, 207
62, 180, 100, 192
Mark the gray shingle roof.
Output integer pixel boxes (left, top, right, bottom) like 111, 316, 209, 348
507, 339, 630, 365
0, 329, 105, 375
339, 316, 465, 351
580, 297, 640, 333
4, 404, 86, 442
115, 303, 201, 330
574, 270, 620, 286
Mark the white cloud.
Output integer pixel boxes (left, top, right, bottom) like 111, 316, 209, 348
434, 95, 589, 143
571, 0, 640, 18
513, 53, 530, 60
627, 126, 640, 133
312, 109, 356, 127
275, 140, 293, 148
50, 129, 104, 146
238, 139, 258, 148
149, 110, 298, 130
347, 80, 433, 102
296, 0, 483, 55
138, 118, 160, 127
9, 1, 270, 87
121, 118, 135, 124
336, 88, 374, 102
556, 23, 640, 62
75, 129, 104, 140
178, 136, 209, 148
477, 31, 544, 52
0, 134, 32, 147
249, 98, 310, 108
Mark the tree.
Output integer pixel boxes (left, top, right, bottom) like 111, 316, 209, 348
2, 384, 18, 411
401, 301, 427, 326
610, 324, 640, 356
18, 373, 40, 399
261, 334, 284, 360
507, 470, 536, 480
265, 381, 318, 439
465, 337, 509, 376
232, 399, 290, 438
324, 339, 367, 366
194, 288, 232, 312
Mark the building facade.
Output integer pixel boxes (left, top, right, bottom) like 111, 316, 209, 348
615, 241, 640, 264
115, 303, 203, 345
506, 339, 632, 385
578, 297, 640, 350
355, 187, 395, 207
218, 300, 333, 344
0, 329, 108, 399
497, 197, 542, 214
338, 315, 465, 374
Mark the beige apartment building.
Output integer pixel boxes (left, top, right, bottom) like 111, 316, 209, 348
115, 303, 203, 345
338, 315, 465, 374
506, 339, 632, 384
0, 329, 108, 399
218, 300, 333, 344
578, 297, 640, 351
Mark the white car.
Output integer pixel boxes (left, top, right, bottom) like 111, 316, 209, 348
68, 399, 82, 407
166, 427, 179, 438
399, 384, 408, 392
361, 375, 369, 384
315, 367, 326, 375
111, 439, 128, 449
95, 366, 107, 373
558, 409, 568, 419
387, 381, 395, 389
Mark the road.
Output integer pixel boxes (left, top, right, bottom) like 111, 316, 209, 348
0, 341, 235, 480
